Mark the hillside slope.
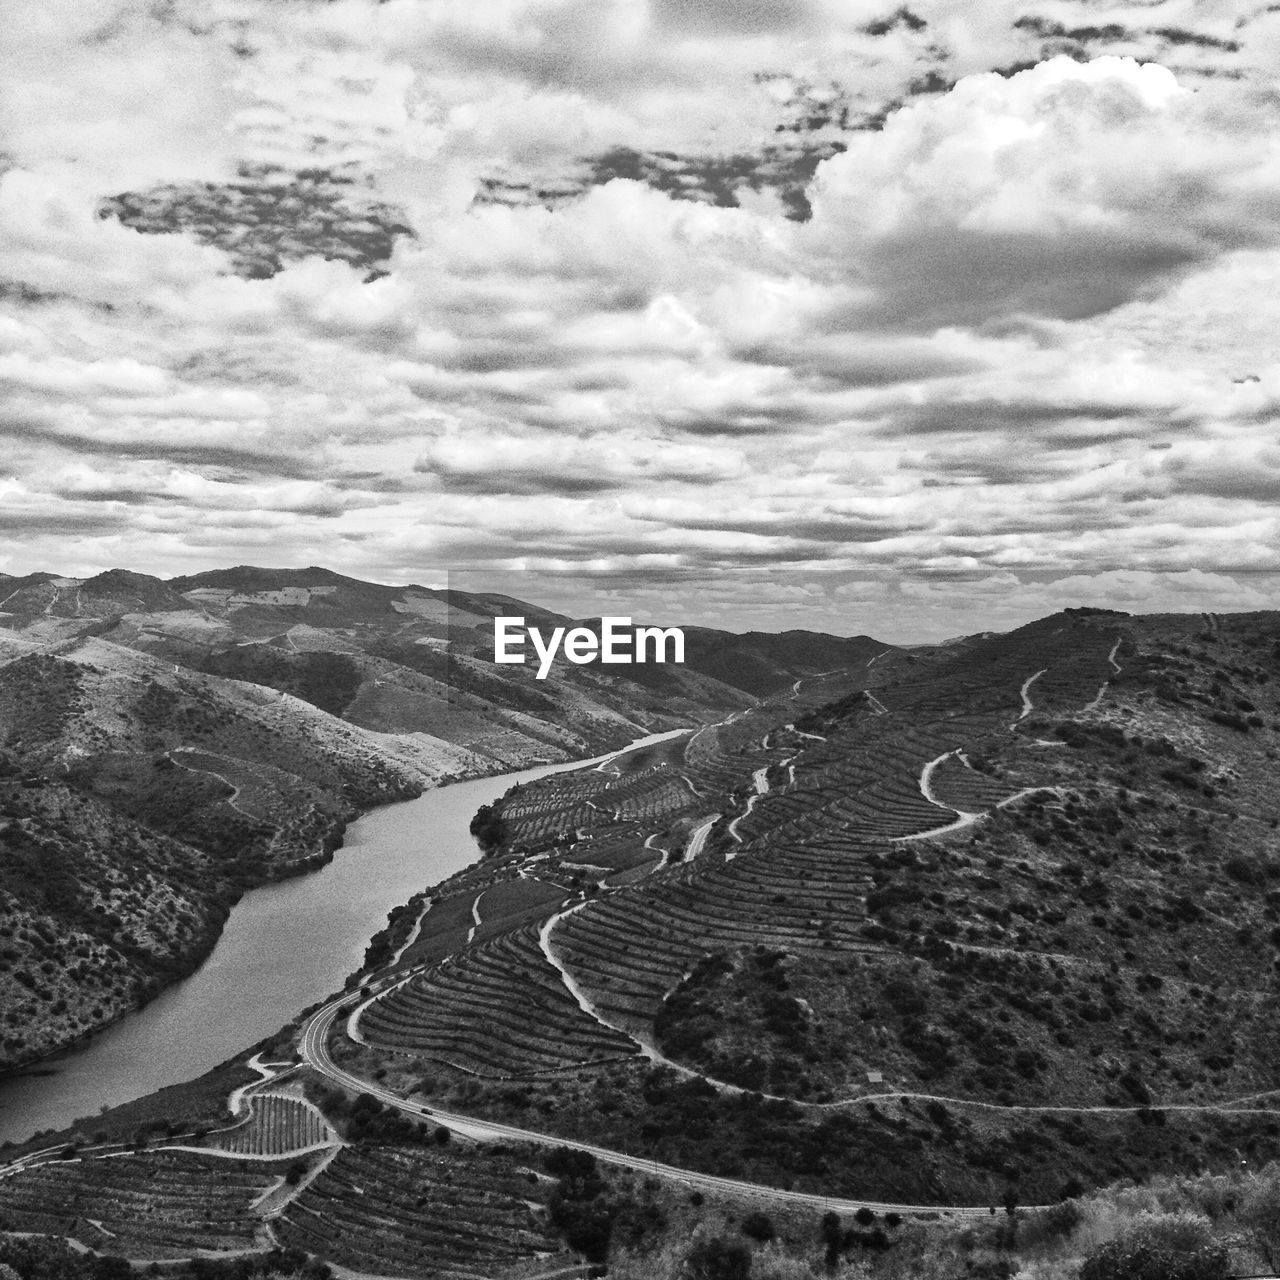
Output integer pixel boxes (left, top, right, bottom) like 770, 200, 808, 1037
0, 566, 874, 1070
6, 607, 1280, 1272
326, 607, 1280, 1206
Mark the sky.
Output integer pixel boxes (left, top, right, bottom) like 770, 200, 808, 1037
4, 0, 1280, 641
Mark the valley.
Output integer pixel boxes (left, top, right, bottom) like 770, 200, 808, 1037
2, 592, 1280, 1276
0, 567, 859, 1072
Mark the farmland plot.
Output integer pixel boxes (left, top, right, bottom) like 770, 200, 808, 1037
211, 1090, 336, 1156
275, 1144, 559, 1278
0, 1150, 273, 1254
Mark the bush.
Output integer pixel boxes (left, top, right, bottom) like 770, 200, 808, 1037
741, 1211, 775, 1243
685, 1237, 751, 1280
1208, 710, 1250, 733
1079, 1213, 1228, 1280
546, 1147, 616, 1263
1019, 1199, 1082, 1248
749, 1247, 814, 1280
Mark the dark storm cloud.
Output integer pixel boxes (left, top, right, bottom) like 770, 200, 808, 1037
1162, 459, 1280, 502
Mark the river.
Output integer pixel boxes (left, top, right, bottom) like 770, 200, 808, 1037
0, 729, 688, 1146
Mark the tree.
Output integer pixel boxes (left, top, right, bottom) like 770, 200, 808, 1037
1079, 1215, 1229, 1280
469, 803, 506, 854
685, 1237, 751, 1280
1239, 1177, 1280, 1271
741, 1211, 775, 1242
820, 1212, 842, 1271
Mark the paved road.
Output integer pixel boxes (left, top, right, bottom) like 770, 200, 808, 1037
298, 998, 993, 1219
683, 814, 718, 860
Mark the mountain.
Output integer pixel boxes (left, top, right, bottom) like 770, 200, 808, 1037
679, 625, 889, 695
0, 566, 879, 1070
10, 602, 1278, 1275
308, 606, 1279, 1209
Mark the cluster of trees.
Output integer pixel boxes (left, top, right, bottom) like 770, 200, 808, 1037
309, 1087, 447, 1146
544, 1147, 619, 1263
1078, 1215, 1229, 1280
199, 648, 361, 718
677, 1206, 905, 1280
469, 802, 506, 855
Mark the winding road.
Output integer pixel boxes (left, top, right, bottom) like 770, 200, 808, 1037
683, 814, 718, 860
1012, 669, 1047, 730
297, 997, 991, 1219
1082, 638, 1123, 713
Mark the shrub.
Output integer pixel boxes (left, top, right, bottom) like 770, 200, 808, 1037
1079, 1213, 1228, 1280
1019, 1199, 1082, 1248
685, 1237, 751, 1280
1208, 710, 1250, 733
741, 1211, 775, 1243
748, 1247, 814, 1280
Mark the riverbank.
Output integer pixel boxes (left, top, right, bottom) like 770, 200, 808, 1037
0, 727, 691, 1147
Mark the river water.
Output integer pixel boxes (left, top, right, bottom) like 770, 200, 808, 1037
0, 730, 686, 1146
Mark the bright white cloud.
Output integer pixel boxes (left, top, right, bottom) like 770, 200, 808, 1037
804, 56, 1280, 327
3, 3, 1280, 636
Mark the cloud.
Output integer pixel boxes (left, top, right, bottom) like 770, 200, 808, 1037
649, 0, 824, 38
0, 1, 240, 194
803, 56, 1280, 328
6, 4, 1280, 636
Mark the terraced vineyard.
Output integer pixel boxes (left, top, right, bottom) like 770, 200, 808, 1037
0, 1150, 273, 1254
274, 1144, 559, 1277
10, 607, 1280, 1268
342, 619, 1117, 1090
358, 922, 640, 1074
211, 1090, 336, 1156
326, 610, 1280, 1203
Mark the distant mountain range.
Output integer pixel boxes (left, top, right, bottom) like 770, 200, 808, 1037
0, 565, 886, 1070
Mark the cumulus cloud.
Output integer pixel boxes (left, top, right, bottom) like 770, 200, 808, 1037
805, 56, 1280, 327
4, 3, 1280, 635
